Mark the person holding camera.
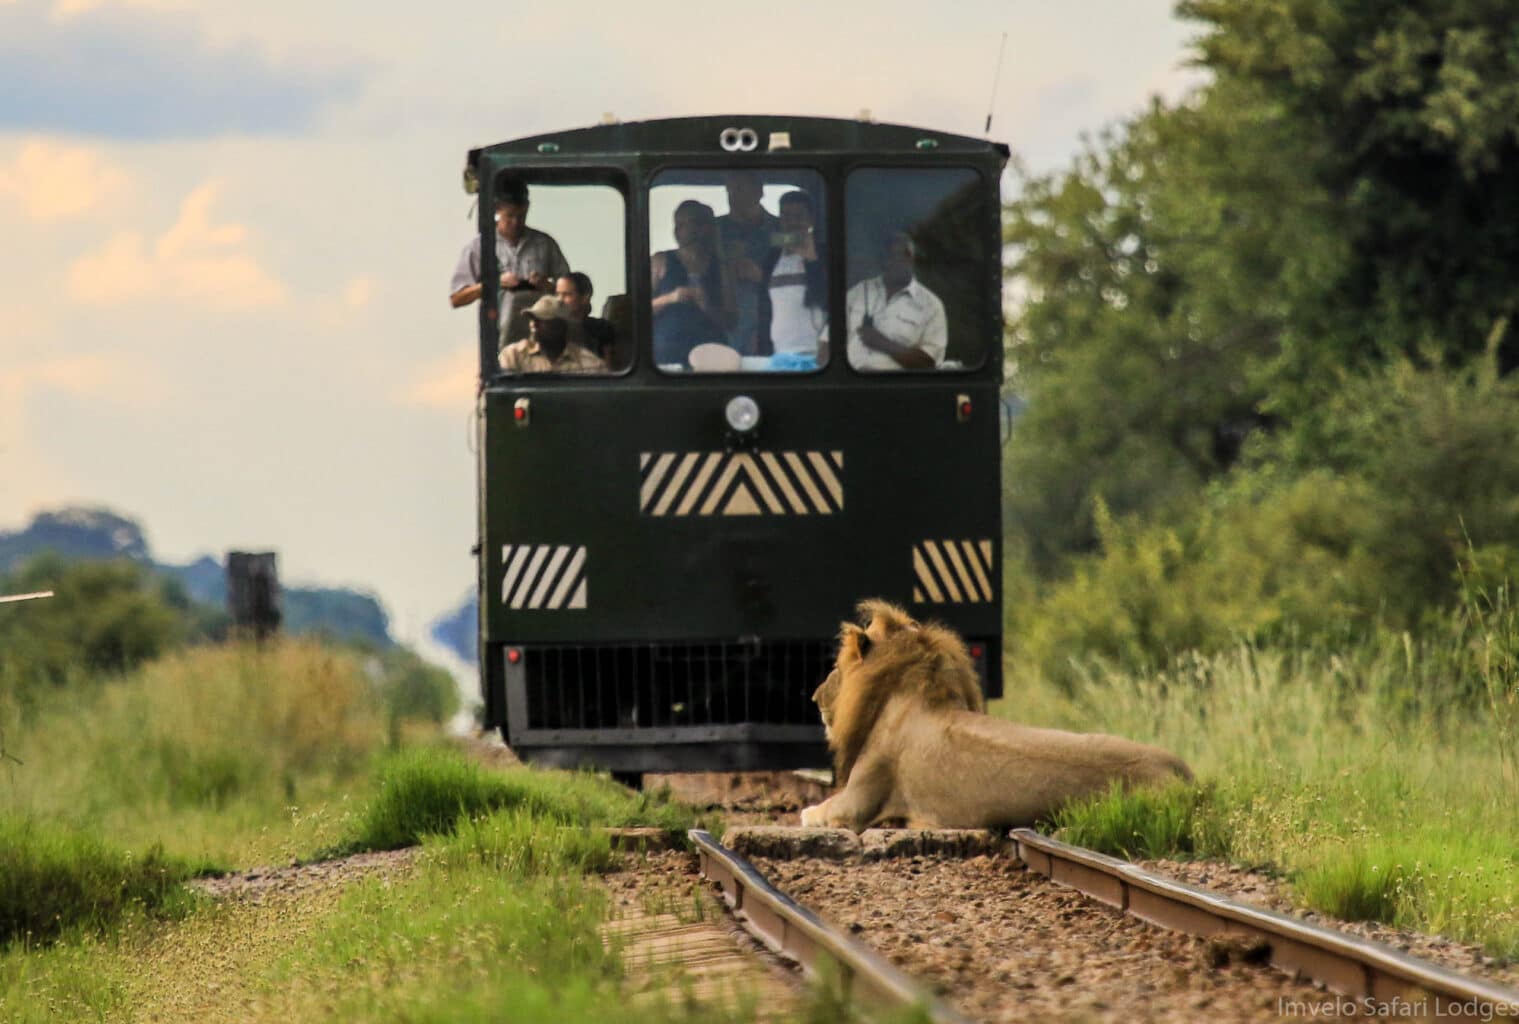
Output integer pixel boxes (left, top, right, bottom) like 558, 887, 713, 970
843, 230, 945, 371
762, 190, 828, 365
449, 178, 570, 348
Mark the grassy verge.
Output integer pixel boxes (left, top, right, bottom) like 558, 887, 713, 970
333, 746, 716, 855
1009, 633, 1519, 956
0, 817, 199, 947
0, 639, 416, 866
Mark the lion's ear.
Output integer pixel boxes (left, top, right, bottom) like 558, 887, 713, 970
839, 623, 872, 663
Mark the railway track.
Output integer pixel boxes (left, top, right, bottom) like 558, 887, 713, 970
621, 773, 1519, 1023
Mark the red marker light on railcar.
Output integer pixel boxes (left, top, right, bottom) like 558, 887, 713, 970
506, 648, 522, 664
955, 393, 973, 423
970, 644, 984, 659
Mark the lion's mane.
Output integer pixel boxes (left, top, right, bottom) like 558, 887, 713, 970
829, 600, 983, 784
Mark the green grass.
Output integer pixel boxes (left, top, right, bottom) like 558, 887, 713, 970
1007, 632, 1519, 956
0, 815, 199, 947
335, 746, 716, 855
1050, 781, 1230, 861
0, 640, 403, 866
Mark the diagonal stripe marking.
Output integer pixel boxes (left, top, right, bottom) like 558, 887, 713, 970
678, 453, 724, 515
942, 540, 980, 603
529, 545, 570, 609
782, 452, 826, 513
979, 539, 994, 572
963, 540, 993, 600
760, 453, 809, 514
700, 455, 744, 515
549, 546, 586, 609
912, 547, 944, 603
640, 453, 675, 512
502, 545, 530, 605
512, 546, 551, 609
807, 451, 843, 509
654, 452, 700, 516
568, 577, 587, 609
925, 541, 963, 602
738, 454, 785, 513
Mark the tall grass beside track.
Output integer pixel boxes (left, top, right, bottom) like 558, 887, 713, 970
1010, 605, 1519, 957
0, 639, 422, 866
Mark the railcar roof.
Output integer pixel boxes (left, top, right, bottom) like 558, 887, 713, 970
469, 115, 1010, 166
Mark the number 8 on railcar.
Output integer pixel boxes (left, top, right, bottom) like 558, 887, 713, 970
466, 115, 1007, 780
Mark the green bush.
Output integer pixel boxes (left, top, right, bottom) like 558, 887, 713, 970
0, 557, 186, 699
366, 647, 460, 727
1014, 470, 1389, 687
0, 815, 196, 947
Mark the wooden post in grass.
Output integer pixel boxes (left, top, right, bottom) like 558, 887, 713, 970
227, 551, 281, 641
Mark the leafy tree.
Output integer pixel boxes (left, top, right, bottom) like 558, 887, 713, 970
1182, 0, 1519, 382
0, 556, 185, 692
1005, 80, 1334, 569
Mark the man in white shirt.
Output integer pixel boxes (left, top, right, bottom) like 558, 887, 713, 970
843, 231, 947, 371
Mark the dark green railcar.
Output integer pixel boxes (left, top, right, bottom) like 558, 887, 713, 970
466, 115, 1007, 777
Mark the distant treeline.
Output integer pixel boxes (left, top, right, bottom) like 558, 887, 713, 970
0, 507, 393, 651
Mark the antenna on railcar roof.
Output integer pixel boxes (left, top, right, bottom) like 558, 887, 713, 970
984, 31, 1008, 136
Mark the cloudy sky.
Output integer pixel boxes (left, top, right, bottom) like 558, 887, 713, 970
0, 0, 1200, 643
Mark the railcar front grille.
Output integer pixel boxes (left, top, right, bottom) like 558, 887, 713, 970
517, 640, 831, 731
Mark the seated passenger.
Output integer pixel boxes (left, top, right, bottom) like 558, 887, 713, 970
554, 272, 617, 362
761, 190, 827, 367
498, 296, 606, 374
844, 230, 946, 371
652, 200, 732, 369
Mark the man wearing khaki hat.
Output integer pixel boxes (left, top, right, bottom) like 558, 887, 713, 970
498, 296, 607, 374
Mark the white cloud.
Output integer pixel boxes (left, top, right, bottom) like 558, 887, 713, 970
54, 0, 183, 12
399, 343, 476, 411
67, 182, 285, 309
342, 275, 373, 309
0, 140, 126, 221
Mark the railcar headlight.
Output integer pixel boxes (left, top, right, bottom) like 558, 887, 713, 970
724, 395, 760, 435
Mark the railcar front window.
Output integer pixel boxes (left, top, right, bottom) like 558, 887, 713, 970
647, 168, 829, 374
467, 173, 628, 376
843, 167, 986, 373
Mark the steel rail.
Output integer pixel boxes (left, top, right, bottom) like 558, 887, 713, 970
690, 829, 971, 1024
1012, 829, 1519, 1019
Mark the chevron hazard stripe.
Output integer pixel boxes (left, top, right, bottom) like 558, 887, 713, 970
912, 540, 995, 603
501, 544, 587, 609
639, 450, 843, 516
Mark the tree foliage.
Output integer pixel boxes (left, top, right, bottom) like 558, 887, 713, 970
1006, 0, 1519, 671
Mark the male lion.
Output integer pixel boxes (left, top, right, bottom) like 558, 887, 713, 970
799, 601, 1192, 832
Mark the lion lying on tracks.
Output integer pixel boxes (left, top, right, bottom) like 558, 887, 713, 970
799, 600, 1193, 832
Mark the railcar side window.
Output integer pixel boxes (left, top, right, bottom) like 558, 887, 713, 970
479, 173, 629, 375
647, 169, 829, 374
843, 168, 986, 372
